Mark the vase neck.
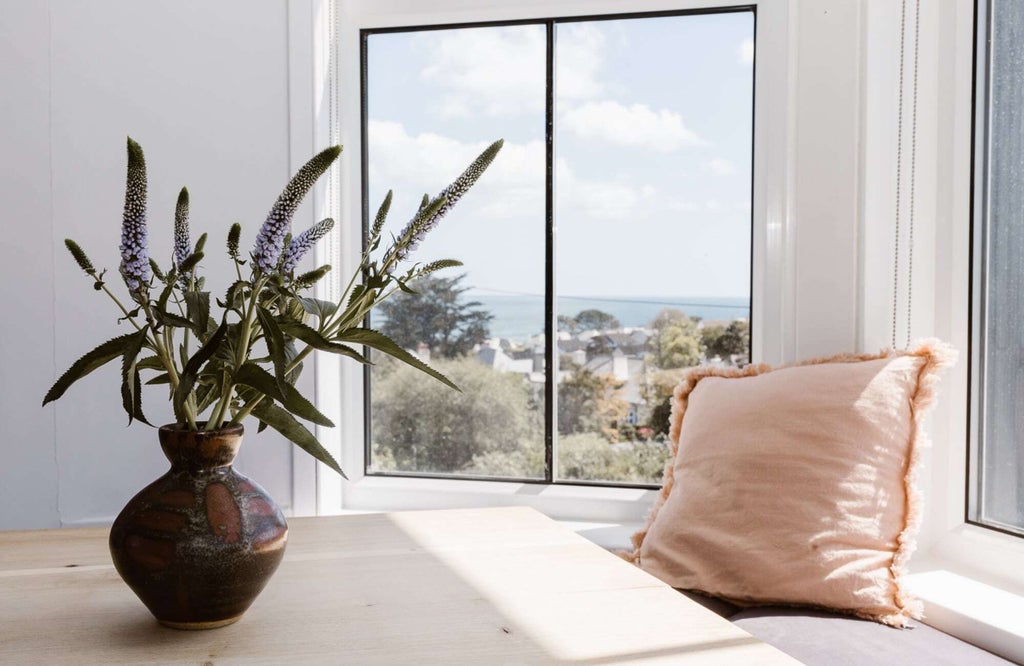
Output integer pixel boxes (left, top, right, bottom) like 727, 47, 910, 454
158, 423, 243, 470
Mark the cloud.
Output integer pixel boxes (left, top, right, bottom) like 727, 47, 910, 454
556, 158, 656, 221
415, 23, 610, 119
739, 39, 754, 65
559, 101, 703, 152
555, 23, 607, 101
706, 158, 736, 175
368, 121, 703, 226
367, 120, 544, 218
418, 26, 547, 119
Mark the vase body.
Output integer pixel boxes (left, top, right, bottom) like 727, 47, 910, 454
109, 423, 288, 629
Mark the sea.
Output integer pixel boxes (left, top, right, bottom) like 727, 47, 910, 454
472, 294, 749, 342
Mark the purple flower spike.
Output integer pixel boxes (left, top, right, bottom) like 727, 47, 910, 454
391, 139, 503, 265
119, 137, 151, 301
281, 218, 335, 274
174, 187, 191, 282
252, 146, 341, 273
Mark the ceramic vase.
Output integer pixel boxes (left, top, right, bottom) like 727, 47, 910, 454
109, 423, 288, 629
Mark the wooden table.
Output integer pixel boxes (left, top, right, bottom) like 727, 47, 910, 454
0, 507, 799, 664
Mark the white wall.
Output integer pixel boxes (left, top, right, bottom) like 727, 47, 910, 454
0, 0, 319, 529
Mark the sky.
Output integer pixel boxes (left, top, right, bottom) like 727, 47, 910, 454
365, 11, 754, 301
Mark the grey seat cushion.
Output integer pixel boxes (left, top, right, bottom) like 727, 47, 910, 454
731, 607, 1015, 666
679, 590, 742, 618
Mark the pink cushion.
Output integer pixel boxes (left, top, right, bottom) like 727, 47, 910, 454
625, 341, 955, 627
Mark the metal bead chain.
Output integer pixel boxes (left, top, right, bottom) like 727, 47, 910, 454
328, 0, 340, 302
892, 0, 921, 351
906, 0, 921, 350
892, 0, 908, 350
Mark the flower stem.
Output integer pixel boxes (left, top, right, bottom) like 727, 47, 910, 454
206, 276, 265, 431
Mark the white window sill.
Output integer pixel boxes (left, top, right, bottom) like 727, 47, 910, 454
340, 474, 658, 523
906, 570, 1024, 664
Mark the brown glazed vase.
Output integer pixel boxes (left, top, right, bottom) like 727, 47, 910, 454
109, 423, 288, 629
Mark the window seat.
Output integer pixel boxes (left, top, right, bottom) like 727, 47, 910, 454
702, 600, 1013, 666
566, 521, 1018, 665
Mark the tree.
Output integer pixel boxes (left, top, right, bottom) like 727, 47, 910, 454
642, 367, 689, 437
557, 361, 629, 442
467, 433, 670, 484
371, 356, 542, 473
377, 273, 492, 358
557, 314, 579, 334
703, 319, 750, 362
573, 309, 620, 332
648, 308, 702, 369
555, 433, 670, 484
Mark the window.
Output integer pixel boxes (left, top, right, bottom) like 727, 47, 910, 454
361, 8, 755, 488
970, 0, 1024, 537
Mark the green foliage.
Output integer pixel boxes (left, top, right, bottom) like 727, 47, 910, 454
555, 434, 669, 484
649, 308, 703, 369
556, 314, 578, 334
376, 273, 492, 359
702, 319, 751, 362
571, 309, 620, 332
642, 367, 688, 436
371, 357, 541, 473
42, 332, 142, 406
557, 361, 629, 442
45, 138, 503, 478
466, 433, 669, 484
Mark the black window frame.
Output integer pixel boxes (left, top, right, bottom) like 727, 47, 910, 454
360, 5, 758, 489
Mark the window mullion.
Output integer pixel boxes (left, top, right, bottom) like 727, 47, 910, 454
545, 19, 557, 484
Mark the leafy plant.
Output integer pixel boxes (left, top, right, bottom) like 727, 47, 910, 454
43, 137, 503, 477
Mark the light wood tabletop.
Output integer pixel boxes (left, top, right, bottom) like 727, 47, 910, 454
0, 506, 800, 664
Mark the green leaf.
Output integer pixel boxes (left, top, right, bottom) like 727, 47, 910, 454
43, 332, 139, 406
278, 320, 370, 365
136, 355, 164, 370
233, 363, 333, 427
256, 305, 289, 396
155, 276, 177, 314
251, 400, 345, 478
219, 280, 248, 314
283, 340, 302, 385
195, 378, 220, 414
145, 373, 171, 385
120, 327, 151, 425
335, 328, 458, 391
184, 291, 211, 335
173, 319, 228, 419
153, 308, 197, 333
295, 296, 339, 322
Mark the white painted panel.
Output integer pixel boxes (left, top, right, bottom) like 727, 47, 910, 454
0, 0, 300, 529
791, 0, 861, 359
0, 1, 60, 530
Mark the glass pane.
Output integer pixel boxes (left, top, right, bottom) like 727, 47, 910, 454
553, 13, 754, 483
975, 0, 1024, 533
364, 26, 547, 479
